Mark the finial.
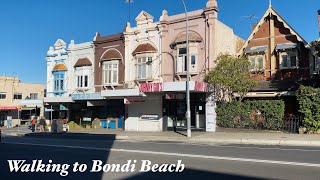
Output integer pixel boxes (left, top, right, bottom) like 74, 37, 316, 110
269, 0, 272, 7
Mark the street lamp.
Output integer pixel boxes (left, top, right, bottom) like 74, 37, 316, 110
181, 0, 191, 138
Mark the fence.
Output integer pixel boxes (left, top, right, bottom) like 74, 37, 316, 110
283, 115, 303, 134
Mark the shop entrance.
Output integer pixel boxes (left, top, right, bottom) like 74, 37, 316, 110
163, 93, 206, 131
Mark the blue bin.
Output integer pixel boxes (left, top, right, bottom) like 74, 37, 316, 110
118, 118, 124, 129
100, 120, 107, 128
108, 120, 116, 129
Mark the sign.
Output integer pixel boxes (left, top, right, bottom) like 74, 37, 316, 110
205, 95, 216, 132
139, 82, 163, 92
124, 98, 145, 104
194, 81, 208, 92
0, 106, 21, 110
60, 104, 68, 111
82, 117, 92, 122
140, 114, 159, 120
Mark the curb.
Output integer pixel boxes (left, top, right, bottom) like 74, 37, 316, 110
3, 132, 320, 147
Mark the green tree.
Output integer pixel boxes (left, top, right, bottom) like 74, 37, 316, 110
311, 40, 320, 56
204, 54, 258, 102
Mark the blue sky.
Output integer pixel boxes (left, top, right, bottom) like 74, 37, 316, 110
0, 0, 319, 84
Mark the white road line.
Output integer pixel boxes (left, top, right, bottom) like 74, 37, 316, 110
3, 141, 320, 168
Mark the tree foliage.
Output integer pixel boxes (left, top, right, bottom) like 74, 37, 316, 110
311, 40, 320, 56
297, 86, 320, 131
204, 54, 258, 102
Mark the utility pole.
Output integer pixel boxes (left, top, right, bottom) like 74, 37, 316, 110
181, 0, 191, 138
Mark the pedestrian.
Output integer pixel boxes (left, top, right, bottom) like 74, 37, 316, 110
39, 117, 45, 132
31, 117, 37, 132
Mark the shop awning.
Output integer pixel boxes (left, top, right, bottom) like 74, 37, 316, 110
0, 106, 21, 110
276, 43, 299, 50
245, 45, 268, 54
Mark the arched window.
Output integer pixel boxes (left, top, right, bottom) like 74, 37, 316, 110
52, 63, 67, 94
101, 49, 122, 85
74, 58, 92, 89
132, 43, 157, 80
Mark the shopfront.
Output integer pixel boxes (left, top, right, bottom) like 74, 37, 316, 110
0, 106, 21, 127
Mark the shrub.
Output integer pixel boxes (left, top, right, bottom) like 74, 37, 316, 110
297, 86, 320, 131
216, 100, 285, 131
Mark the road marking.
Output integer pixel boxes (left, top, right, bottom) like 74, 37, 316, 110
3, 141, 320, 168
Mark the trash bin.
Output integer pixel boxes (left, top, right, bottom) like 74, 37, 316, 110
51, 119, 64, 133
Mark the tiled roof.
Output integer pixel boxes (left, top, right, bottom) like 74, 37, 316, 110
52, 63, 67, 71
132, 43, 157, 55
74, 58, 92, 67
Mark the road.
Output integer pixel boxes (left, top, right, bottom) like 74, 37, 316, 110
1, 134, 320, 180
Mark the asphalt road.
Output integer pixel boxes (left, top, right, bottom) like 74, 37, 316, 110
1, 134, 320, 180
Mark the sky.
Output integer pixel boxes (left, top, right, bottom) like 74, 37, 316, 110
0, 0, 319, 84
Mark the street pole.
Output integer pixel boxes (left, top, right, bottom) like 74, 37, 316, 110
181, 0, 191, 138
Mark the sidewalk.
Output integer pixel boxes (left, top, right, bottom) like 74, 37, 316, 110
68, 128, 320, 147
3, 126, 320, 147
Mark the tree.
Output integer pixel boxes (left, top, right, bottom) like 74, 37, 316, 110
311, 40, 320, 56
204, 54, 258, 102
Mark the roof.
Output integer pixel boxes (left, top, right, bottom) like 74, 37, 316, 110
276, 43, 299, 50
74, 58, 92, 67
245, 45, 268, 54
132, 43, 157, 55
238, 6, 309, 56
52, 63, 67, 71
101, 49, 122, 61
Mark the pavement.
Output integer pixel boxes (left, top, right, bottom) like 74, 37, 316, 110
1, 135, 320, 180
2, 125, 320, 147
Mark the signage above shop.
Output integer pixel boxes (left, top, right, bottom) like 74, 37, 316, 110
140, 114, 159, 120
124, 98, 145, 104
0, 106, 22, 110
139, 82, 163, 92
194, 81, 208, 92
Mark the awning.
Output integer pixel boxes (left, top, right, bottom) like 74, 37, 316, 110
245, 45, 268, 54
276, 43, 298, 50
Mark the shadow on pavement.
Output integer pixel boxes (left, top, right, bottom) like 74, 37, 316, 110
24, 132, 117, 141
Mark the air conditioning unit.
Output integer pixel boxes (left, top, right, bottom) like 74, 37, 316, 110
123, 82, 135, 89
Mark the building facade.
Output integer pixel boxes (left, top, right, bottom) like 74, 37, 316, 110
0, 76, 45, 127
238, 5, 316, 115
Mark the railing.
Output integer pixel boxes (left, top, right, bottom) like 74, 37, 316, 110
283, 115, 303, 134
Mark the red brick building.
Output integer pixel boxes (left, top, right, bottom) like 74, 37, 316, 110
238, 5, 316, 115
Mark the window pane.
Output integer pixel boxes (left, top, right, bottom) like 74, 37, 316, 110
257, 57, 264, 69
290, 56, 297, 67
249, 57, 255, 66
142, 57, 146, 63
137, 65, 141, 79
148, 64, 152, 79
282, 55, 288, 67
108, 71, 112, 84
179, 48, 187, 55
191, 55, 196, 65
112, 70, 117, 83
141, 64, 146, 79
184, 56, 187, 71
177, 56, 183, 73
60, 80, 64, 90
104, 70, 108, 84
84, 76, 88, 87
148, 57, 152, 62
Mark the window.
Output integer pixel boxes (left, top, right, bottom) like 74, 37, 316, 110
0, 92, 6, 99
249, 55, 264, 71
77, 75, 88, 88
13, 93, 22, 99
103, 61, 119, 85
30, 93, 38, 99
136, 56, 152, 80
53, 71, 65, 93
177, 48, 197, 73
280, 50, 298, 69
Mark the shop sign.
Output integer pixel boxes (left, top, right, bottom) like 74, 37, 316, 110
60, 104, 68, 111
82, 117, 92, 122
139, 82, 163, 92
140, 114, 159, 120
206, 95, 216, 132
124, 98, 145, 104
0, 106, 21, 110
194, 81, 208, 92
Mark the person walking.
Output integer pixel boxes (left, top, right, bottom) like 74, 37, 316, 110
39, 117, 45, 132
31, 117, 37, 132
